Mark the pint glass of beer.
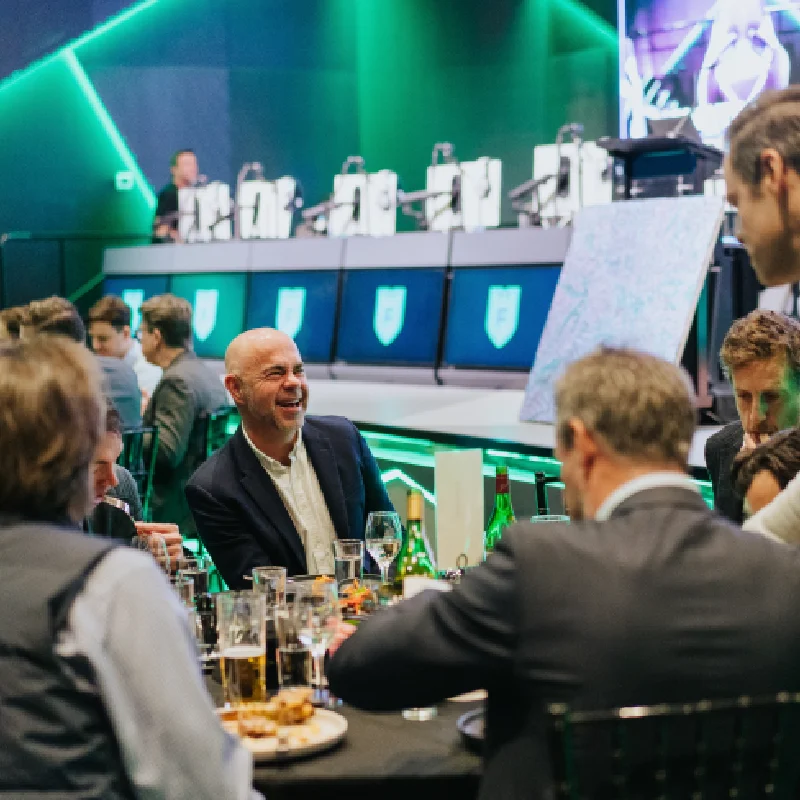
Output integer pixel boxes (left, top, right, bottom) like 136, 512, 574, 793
217, 591, 267, 706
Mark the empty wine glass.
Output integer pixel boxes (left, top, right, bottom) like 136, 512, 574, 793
365, 511, 403, 586
294, 580, 341, 704
132, 533, 170, 574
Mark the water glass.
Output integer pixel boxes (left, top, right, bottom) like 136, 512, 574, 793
177, 557, 210, 595
333, 539, 364, 587
172, 575, 195, 609
131, 533, 170, 574
252, 566, 287, 604
365, 511, 403, 586
217, 591, 267, 705
274, 603, 312, 688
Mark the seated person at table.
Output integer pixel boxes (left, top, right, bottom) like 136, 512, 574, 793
23, 296, 143, 431
139, 294, 227, 534
732, 427, 800, 517
88, 294, 163, 403
705, 309, 800, 522
186, 328, 394, 588
89, 403, 183, 563
0, 335, 260, 799
329, 347, 800, 800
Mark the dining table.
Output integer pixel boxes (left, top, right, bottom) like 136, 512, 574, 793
205, 672, 483, 800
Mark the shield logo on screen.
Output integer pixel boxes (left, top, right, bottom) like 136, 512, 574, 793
193, 289, 219, 342
374, 286, 406, 347
122, 289, 145, 336
275, 287, 306, 339
485, 285, 521, 349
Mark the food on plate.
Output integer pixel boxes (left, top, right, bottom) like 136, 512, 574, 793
226, 687, 316, 738
339, 578, 377, 615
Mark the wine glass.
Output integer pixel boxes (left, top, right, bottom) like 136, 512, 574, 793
294, 580, 341, 704
132, 532, 170, 574
365, 511, 403, 586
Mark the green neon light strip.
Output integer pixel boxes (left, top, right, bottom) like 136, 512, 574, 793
62, 50, 155, 209
552, 0, 617, 45
0, 0, 160, 92
381, 469, 437, 506
0, 0, 158, 212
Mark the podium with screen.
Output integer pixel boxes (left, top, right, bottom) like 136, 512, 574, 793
247, 270, 339, 364
170, 273, 247, 360
334, 267, 446, 373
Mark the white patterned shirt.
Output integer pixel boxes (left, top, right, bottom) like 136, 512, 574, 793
243, 427, 337, 575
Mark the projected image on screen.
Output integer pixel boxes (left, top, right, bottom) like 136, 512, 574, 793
336, 268, 446, 366
247, 271, 339, 363
170, 273, 246, 359
444, 266, 560, 371
620, 0, 800, 147
103, 275, 170, 335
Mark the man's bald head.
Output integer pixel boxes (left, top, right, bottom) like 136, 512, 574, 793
225, 328, 298, 376
224, 328, 308, 443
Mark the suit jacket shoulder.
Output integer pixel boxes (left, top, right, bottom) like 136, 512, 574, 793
704, 421, 744, 523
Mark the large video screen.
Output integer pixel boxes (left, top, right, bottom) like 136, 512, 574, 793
443, 265, 560, 371
103, 275, 169, 335
247, 270, 339, 363
619, 0, 800, 147
170, 273, 247, 360
335, 268, 446, 366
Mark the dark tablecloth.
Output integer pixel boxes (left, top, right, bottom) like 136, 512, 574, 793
205, 672, 482, 800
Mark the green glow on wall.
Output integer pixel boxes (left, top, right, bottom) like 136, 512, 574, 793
0, 0, 159, 213
63, 51, 156, 209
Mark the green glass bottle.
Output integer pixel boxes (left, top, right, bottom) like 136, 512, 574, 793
484, 466, 515, 558
394, 490, 436, 588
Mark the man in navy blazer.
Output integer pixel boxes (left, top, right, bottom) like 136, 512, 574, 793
186, 329, 394, 588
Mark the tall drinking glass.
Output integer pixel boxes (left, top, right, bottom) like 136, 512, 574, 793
217, 591, 267, 706
177, 556, 210, 595
365, 511, 403, 586
132, 533, 170, 575
252, 566, 287, 604
274, 602, 312, 689
294, 580, 341, 704
333, 539, 364, 587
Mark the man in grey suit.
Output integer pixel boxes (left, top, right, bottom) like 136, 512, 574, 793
329, 347, 800, 800
139, 294, 227, 534
705, 309, 800, 522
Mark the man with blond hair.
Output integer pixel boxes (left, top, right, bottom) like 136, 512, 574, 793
329, 347, 800, 800
0, 336, 260, 799
705, 309, 800, 522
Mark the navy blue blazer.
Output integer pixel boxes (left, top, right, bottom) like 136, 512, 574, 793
185, 416, 394, 588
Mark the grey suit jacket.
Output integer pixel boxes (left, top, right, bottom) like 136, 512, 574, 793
704, 420, 744, 523
97, 355, 142, 431
143, 351, 227, 534
328, 487, 800, 800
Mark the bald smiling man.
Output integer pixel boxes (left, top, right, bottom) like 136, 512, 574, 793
185, 329, 395, 587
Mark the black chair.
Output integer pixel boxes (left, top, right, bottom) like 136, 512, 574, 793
205, 406, 239, 459
548, 693, 800, 800
119, 426, 159, 522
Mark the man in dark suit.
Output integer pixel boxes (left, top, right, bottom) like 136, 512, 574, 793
139, 294, 227, 534
186, 328, 394, 588
329, 347, 800, 800
705, 309, 800, 522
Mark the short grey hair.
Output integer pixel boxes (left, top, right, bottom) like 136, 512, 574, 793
554, 347, 697, 468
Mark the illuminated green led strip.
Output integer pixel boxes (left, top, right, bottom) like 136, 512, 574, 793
380, 468, 437, 506
63, 50, 156, 209
0, 0, 159, 211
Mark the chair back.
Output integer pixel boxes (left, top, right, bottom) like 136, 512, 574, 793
119, 426, 159, 521
205, 406, 239, 459
548, 693, 800, 800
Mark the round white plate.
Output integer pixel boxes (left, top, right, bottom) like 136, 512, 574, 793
219, 708, 348, 762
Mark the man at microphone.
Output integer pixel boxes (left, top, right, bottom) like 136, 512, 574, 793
152, 149, 200, 243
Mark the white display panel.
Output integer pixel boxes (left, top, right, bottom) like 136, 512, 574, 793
532, 142, 612, 225
179, 182, 232, 243
460, 157, 502, 232
238, 177, 297, 240
425, 163, 462, 232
